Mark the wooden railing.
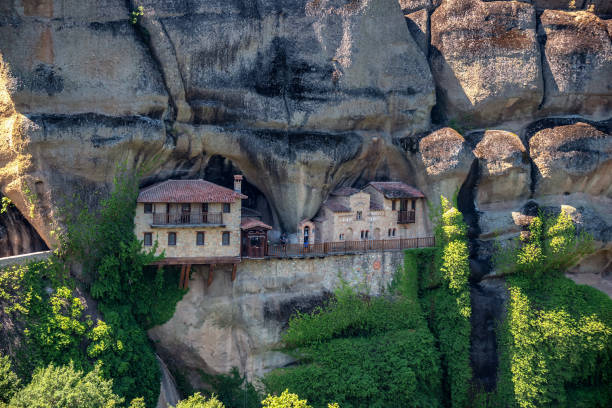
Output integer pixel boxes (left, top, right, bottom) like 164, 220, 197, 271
267, 237, 434, 258
397, 210, 416, 224
152, 212, 223, 226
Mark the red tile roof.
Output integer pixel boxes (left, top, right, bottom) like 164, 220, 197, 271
138, 179, 247, 203
366, 182, 425, 199
240, 217, 272, 230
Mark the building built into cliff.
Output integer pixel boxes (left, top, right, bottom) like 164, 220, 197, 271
134, 177, 433, 287
299, 181, 428, 245
135, 176, 249, 287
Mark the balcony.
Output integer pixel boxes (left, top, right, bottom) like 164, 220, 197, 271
151, 212, 224, 227
397, 210, 415, 224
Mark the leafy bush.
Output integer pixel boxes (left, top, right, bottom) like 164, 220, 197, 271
492, 209, 610, 407
264, 286, 441, 408
494, 211, 593, 279
0, 355, 19, 403
261, 390, 339, 408
172, 393, 226, 408
496, 276, 612, 408
9, 362, 123, 408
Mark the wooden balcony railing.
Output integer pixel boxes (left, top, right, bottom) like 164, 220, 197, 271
267, 237, 434, 258
397, 210, 416, 224
152, 212, 223, 226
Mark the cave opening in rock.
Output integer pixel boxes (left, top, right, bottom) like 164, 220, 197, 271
0, 194, 48, 257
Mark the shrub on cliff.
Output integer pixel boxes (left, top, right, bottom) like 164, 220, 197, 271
493, 211, 611, 408
263, 284, 442, 408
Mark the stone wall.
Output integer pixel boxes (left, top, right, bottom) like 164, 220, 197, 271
0, 250, 52, 269
148, 250, 405, 387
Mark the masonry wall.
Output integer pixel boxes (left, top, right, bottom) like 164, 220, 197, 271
134, 202, 242, 258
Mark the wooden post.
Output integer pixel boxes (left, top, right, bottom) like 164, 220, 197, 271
231, 263, 237, 282
208, 264, 215, 287
179, 265, 186, 289
184, 264, 191, 289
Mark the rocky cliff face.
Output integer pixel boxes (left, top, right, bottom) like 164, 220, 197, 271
1, 0, 611, 392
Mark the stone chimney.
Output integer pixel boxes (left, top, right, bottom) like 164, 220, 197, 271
234, 175, 243, 194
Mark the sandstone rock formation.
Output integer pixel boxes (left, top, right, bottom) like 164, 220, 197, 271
430, 0, 543, 126
1, 0, 611, 395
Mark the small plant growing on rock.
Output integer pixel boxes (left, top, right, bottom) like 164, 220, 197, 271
130, 6, 144, 24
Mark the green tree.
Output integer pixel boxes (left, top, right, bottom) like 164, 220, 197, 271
0, 355, 20, 403
261, 390, 311, 408
173, 393, 225, 408
10, 363, 123, 408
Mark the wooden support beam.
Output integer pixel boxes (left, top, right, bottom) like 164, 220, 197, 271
231, 263, 237, 282
179, 265, 186, 289
184, 264, 191, 289
208, 264, 215, 287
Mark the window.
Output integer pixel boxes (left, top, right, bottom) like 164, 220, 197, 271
143, 232, 152, 246
411, 199, 416, 210
356, 211, 362, 220
168, 232, 176, 246
223, 203, 231, 213
144, 203, 153, 213
365, 230, 369, 239
202, 203, 209, 213
196, 231, 205, 246
339, 233, 345, 241
182, 203, 191, 213
222, 231, 230, 246
392, 200, 396, 211
392, 228, 396, 237
360, 230, 365, 239
388, 228, 392, 237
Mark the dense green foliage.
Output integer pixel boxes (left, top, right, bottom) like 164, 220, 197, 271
263, 281, 442, 408
0, 166, 186, 406
0, 355, 19, 403
418, 197, 472, 408
261, 390, 339, 408
493, 211, 611, 408
494, 211, 593, 280
56, 168, 185, 405
172, 393, 226, 408
9, 363, 123, 408
496, 276, 612, 408
200, 368, 261, 408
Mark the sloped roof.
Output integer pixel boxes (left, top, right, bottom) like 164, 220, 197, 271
331, 187, 360, 196
138, 179, 247, 203
370, 202, 384, 211
366, 182, 425, 199
240, 217, 272, 230
322, 197, 352, 213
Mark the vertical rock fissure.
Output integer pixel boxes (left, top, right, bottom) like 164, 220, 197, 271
124, 0, 177, 122
457, 158, 502, 392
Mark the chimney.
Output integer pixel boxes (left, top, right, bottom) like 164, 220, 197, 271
234, 175, 243, 194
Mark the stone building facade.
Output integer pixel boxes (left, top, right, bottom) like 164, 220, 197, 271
134, 177, 246, 260
308, 182, 428, 244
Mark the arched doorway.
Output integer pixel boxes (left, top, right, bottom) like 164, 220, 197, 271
303, 226, 310, 246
